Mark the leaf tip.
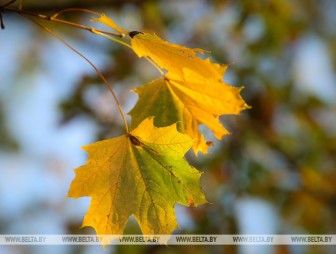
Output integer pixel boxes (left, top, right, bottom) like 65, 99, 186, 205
187, 198, 195, 207
80, 145, 90, 152
237, 86, 252, 110
91, 13, 129, 35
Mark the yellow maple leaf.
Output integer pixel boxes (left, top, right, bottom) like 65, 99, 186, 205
67, 117, 206, 241
130, 32, 226, 80
92, 15, 225, 79
130, 69, 250, 154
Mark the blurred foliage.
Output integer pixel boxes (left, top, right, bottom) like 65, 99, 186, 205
0, 103, 18, 150
1, 0, 336, 254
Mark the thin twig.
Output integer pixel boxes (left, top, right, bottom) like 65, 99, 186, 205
3, 6, 123, 37
51, 8, 102, 19
0, 0, 17, 29
2, 0, 17, 8
27, 17, 130, 133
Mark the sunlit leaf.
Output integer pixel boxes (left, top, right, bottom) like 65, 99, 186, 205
130, 70, 250, 154
131, 32, 226, 80
67, 117, 206, 240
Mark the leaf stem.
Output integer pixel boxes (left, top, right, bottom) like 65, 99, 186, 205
26, 18, 130, 134
92, 29, 132, 49
94, 30, 165, 76
144, 56, 165, 76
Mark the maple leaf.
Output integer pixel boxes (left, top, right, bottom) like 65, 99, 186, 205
93, 15, 225, 81
130, 32, 226, 81
129, 70, 250, 154
67, 117, 206, 239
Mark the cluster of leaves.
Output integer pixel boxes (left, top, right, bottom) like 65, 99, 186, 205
2, 1, 335, 253
67, 14, 249, 239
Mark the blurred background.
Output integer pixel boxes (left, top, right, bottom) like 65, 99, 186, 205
0, 0, 335, 254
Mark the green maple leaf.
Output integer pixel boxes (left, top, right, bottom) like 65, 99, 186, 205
67, 117, 206, 241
